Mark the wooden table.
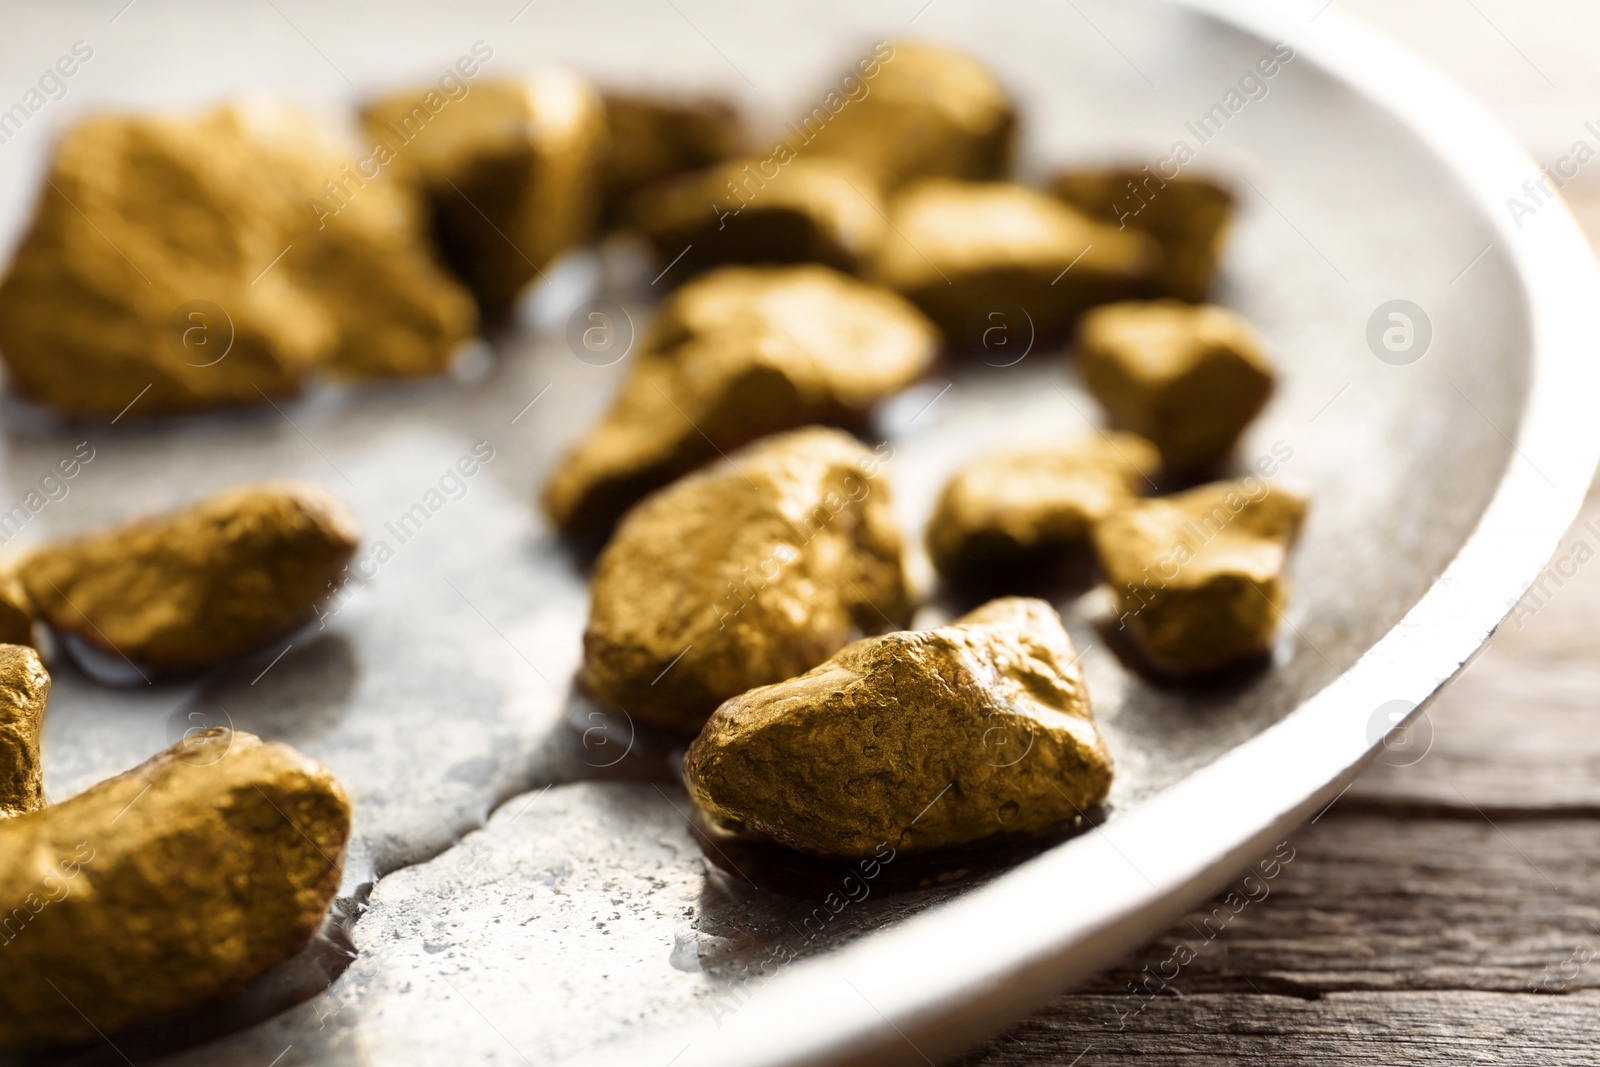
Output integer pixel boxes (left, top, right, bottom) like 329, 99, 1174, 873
953, 149, 1600, 1067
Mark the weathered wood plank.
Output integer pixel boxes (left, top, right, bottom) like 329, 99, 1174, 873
956, 815, 1600, 1064
1071, 816, 1600, 998
955, 990, 1600, 1066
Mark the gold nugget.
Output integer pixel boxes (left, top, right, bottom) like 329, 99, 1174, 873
685, 597, 1112, 859
805, 41, 1016, 189
873, 180, 1157, 348
543, 266, 936, 536
1094, 479, 1308, 674
0, 103, 476, 418
600, 92, 741, 226
0, 729, 350, 1051
0, 645, 48, 820
1051, 169, 1235, 302
23, 482, 359, 671
928, 433, 1159, 584
634, 156, 886, 282
584, 428, 908, 732
1079, 301, 1275, 474
363, 72, 606, 315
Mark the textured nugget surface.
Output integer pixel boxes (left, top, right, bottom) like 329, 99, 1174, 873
806, 41, 1016, 189
1095, 480, 1308, 674
600, 92, 741, 225
928, 433, 1160, 581
543, 266, 936, 535
584, 427, 908, 732
874, 180, 1157, 347
23, 482, 359, 670
635, 156, 885, 281
0, 102, 476, 417
0, 729, 350, 1052
685, 597, 1112, 859
1052, 169, 1236, 302
1079, 300, 1275, 473
0, 645, 48, 819
363, 72, 606, 314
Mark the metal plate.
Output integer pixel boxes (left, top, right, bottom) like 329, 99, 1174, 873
2, 0, 1596, 1064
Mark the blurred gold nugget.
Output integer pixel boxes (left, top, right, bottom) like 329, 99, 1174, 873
0, 558, 34, 648
584, 428, 908, 733
600, 92, 741, 226
1051, 169, 1235, 302
1079, 301, 1274, 473
1095, 479, 1307, 675
362, 71, 606, 314
0, 102, 476, 418
873, 180, 1158, 347
543, 266, 936, 535
0, 645, 48, 820
685, 597, 1112, 860
805, 40, 1016, 188
0, 729, 350, 1051
23, 482, 359, 671
634, 156, 886, 281
928, 433, 1159, 583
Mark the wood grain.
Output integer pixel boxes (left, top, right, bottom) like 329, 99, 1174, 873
961, 991, 1600, 1066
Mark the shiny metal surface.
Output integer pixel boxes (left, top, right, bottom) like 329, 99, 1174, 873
1, 0, 1594, 1064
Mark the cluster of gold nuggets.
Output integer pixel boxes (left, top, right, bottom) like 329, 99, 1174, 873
0, 38, 1306, 1052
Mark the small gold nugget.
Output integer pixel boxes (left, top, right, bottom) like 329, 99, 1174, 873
1079, 301, 1275, 474
928, 433, 1159, 584
685, 597, 1112, 859
1051, 169, 1235, 302
0, 645, 48, 820
634, 156, 885, 282
873, 180, 1157, 348
363, 72, 607, 314
584, 428, 908, 732
543, 266, 936, 536
600, 92, 741, 226
23, 482, 359, 671
0, 103, 476, 419
1094, 480, 1308, 675
0, 729, 350, 1052
805, 41, 1016, 189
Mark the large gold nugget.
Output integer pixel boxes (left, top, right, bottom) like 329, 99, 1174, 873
1051, 169, 1235, 302
600, 92, 741, 226
0, 645, 48, 819
1079, 301, 1274, 474
634, 157, 886, 282
804, 41, 1016, 189
0, 729, 350, 1052
873, 180, 1157, 348
584, 428, 908, 732
0, 103, 476, 419
1094, 480, 1308, 674
543, 266, 936, 536
363, 72, 606, 315
685, 597, 1112, 859
928, 433, 1159, 584
23, 482, 359, 671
